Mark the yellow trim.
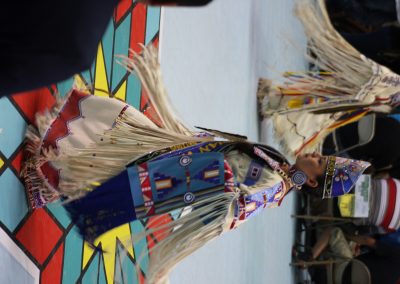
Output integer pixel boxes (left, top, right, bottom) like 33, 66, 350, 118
204, 169, 219, 179
155, 179, 172, 190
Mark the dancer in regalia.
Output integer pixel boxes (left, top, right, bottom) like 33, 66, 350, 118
23, 47, 369, 284
258, 0, 400, 158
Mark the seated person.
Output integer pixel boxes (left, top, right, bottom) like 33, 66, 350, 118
347, 233, 400, 284
297, 226, 400, 284
379, 228, 400, 247
296, 227, 361, 283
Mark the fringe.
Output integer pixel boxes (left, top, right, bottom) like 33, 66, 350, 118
23, 46, 214, 203
117, 45, 193, 136
294, 0, 373, 89
55, 47, 217, 198
259, 0, 375, 117
21, 94, 67, 208
56, 109, 213, 199
257, 0, 381, 156
120, 191, 239, 284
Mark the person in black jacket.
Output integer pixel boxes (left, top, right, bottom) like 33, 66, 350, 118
0, 0, 213, 97
297, 227, 400, 284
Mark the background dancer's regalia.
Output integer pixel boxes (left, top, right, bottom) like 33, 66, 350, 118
258, 0, 400, 158
23, 47, 369, 284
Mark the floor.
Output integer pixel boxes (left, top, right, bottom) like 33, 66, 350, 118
160, 0, 307, 283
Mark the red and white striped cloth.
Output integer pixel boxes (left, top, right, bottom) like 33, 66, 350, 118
370, 178, 400, 232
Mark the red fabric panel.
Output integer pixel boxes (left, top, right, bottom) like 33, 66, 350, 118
382, 178, 397, 229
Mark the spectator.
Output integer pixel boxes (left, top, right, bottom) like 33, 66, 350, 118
0, 0, 213, 97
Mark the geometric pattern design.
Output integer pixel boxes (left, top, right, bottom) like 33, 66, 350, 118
0, 1, 182, 283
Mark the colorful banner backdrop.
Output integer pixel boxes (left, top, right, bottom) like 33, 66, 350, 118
0, 1, 180, 283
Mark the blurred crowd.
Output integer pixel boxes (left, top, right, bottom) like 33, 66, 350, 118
294, 2, 400, 283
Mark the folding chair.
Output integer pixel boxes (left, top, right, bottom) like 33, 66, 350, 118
291, 257, 371, 284
332, 114, 376, 156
